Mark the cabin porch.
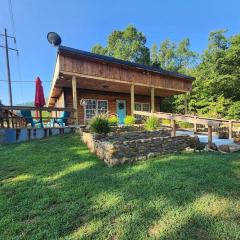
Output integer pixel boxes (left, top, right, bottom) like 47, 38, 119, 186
47, 45, 193, 125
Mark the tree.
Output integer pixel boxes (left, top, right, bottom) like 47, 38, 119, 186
91, 26, 240, 119
175, 38, 197, 73
154, 38, 197, 113
91, 44, 107, 55
92, 25, 150, 65
155, 38, 197, 73
227, 101, 240, 119
188, 30, 240, 118
158, 39, 176, 71
151, 44, 158, 66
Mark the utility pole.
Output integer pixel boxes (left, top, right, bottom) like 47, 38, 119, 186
5, 28, 13, 107
0, 28, 18, 106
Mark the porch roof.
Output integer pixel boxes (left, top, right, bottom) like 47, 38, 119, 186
47, 45, 195, 106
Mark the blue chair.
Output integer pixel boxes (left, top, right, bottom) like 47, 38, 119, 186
49, 111, 71, 127
20, 110, 41, 128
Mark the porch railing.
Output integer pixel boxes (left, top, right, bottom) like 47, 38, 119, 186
134, 110, 240, 145
0, 105, 75, 128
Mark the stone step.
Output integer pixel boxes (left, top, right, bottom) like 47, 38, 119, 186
218, 144, 240, 153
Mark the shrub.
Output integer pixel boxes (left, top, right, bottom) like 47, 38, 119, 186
161, 119, 171, 125
144, 115, 160, 131
124, 115, 135, 125
108, 115, 118, 126
89, 114, 110, 134
177, 121, 193, 129
227, 101, 240, 119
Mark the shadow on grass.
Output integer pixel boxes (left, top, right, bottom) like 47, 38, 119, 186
0, 134, 240, 239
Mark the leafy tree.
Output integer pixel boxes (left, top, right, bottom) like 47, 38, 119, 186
189, 30, 240, 118
154, 38, 197, 113
91, 26, 240, 119
151, 44, 158, 66
175, 38, 197, 73
92, 25, 150, 65
91, 44, 107, 55
156, 38, 197, 73
158, 39, 176, 71
227, 101, 240, 119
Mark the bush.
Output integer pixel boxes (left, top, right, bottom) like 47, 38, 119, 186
161, 119, 171, 125
124, 115, 135, 125
227, 101, 240, 120
144, 115, 160, 131
89, 114, 110, 134
177, 121, 193, 129
108, 115, 118, 126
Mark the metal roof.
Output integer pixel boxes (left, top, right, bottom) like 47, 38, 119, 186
58, 45, 195, 81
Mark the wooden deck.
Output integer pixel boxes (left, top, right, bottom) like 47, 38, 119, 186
0, 106, 75, 128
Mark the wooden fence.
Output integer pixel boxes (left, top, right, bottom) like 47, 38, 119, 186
134, 110, 240, 145
0, 105, 75, 128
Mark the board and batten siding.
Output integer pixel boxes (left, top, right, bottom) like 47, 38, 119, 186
59, 55, 192, 92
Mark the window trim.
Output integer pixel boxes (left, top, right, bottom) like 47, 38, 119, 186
134, 102, 150, 120
84, 99, 108, 121
134, 102, 150, 111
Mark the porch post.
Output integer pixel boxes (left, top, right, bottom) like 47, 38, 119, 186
131, 84, 135, 116
159, 97, 161, 112
151, 87, 155, 113
229, 120, 233, 139
208, 125, 212, 145
171, 119, 176, 137
72, 75, 79, 125
184, 93, 188, 115
193, 116, 197, 133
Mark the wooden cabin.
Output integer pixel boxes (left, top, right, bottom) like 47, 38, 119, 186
47, 46, 194, 125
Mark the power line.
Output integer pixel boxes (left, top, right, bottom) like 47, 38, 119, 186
8, 0, 16, 40
0, 80, 51, 82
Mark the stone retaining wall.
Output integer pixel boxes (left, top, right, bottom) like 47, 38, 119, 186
94, 129, 171, 141
82, 130, 196, 166
110, 125, 145, 133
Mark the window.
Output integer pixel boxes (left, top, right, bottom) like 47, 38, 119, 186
97, 100, 108, 114
143, 103, 150, 112
85, 99, 97, 120
84, 99, 108, 120
134, 102, 150, 120
134, 103, 142, 111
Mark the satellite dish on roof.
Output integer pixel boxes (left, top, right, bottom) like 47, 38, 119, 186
47, 32, 62, 46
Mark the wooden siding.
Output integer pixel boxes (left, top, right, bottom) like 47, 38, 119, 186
59, 55, 192, 92
52, 91, 66, 118
56, 91, 65, 108
63, 88, 160, 124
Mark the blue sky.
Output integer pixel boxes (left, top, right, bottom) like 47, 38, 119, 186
0, 0, 239, 105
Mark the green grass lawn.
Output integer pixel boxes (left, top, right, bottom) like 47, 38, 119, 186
0, 134, 240, 240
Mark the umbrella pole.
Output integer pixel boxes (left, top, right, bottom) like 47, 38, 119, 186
39, 109, 43, 128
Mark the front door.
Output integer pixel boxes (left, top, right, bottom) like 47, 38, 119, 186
116, 100, 126, 124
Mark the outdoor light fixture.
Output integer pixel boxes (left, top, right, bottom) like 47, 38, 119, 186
80, 99, 86, 106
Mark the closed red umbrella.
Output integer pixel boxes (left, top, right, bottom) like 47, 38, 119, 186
35, 77, 45, 126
